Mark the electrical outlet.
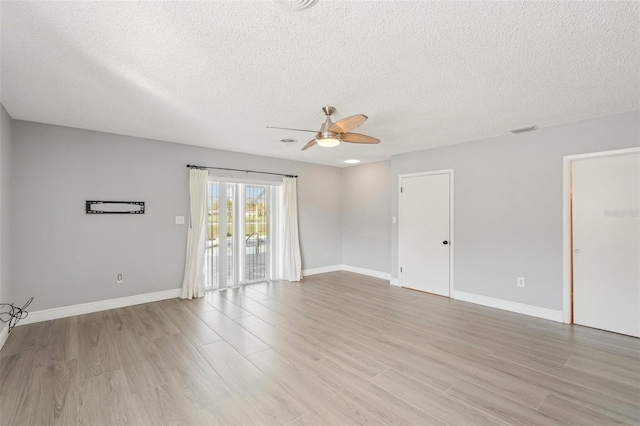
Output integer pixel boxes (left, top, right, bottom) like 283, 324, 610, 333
175, 216, 185, 225
117, 274, 123, 284
517, 277, 525, 288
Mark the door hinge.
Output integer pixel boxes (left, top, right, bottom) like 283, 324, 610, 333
400, 267, 403, 273
401, 187, 403, 193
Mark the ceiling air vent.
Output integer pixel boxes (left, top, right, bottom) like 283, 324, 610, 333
510, 125, 537, 134
270, 0, 319, 11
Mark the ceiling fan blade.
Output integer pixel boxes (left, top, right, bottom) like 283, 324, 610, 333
302, 139, 317, 150
341, 132, 380, 144
267, 126, 318, 133
329, 114, 368, 133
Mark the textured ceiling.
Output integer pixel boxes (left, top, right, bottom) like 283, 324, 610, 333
1, 1, 638, 167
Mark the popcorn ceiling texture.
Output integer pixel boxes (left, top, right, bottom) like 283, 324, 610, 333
1, 1, 638, 166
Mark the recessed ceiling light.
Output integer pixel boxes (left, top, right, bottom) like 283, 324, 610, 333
280, 138, 297, 144
344, 159, 361, 164
270, 0, 319, 11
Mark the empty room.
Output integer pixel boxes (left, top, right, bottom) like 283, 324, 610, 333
0, 1, 639, 425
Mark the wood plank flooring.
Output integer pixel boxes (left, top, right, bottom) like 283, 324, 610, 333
1, 271, 639, 425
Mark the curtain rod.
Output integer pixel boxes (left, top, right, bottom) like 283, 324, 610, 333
186, 164, 297, 178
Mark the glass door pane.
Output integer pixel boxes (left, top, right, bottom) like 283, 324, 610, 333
226, 184, 235, 286
244, 185, 269, 283
205, 182, 219, 290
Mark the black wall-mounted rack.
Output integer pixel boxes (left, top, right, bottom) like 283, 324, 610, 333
86, 201, 145, 214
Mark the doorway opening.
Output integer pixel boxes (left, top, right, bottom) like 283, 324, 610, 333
205, 179, 281, 290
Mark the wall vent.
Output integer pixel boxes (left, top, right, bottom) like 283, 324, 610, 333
510, 125, 537, 134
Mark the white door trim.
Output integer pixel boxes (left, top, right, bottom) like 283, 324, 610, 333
398, 169, 455, 296
562, 147, 640, 324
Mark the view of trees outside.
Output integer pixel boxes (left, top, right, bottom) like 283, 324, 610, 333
207, 191, 267, 240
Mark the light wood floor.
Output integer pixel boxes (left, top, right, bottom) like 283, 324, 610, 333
1, 271, 639, 425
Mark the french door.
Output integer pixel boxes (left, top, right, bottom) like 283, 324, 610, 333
205, 180, 278, 290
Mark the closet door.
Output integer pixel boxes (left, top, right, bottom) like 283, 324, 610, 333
399, 172, 452, 296
572, 153, 639, 337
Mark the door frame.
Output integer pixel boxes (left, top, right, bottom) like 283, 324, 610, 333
398, 169, 455, 296
562, 147, 640, 324
207, 177, 280, 289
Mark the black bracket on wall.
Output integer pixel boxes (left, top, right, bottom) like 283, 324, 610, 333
86, 201, 145, 214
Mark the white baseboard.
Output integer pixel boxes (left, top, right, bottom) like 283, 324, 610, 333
0, 322, 8, 352
302, 264, 391, 281
453, 290, 563, 323
18, 288, 181, 326
390, 278, 401, 287
302, 265, 343, 276
340, 265, 391, 281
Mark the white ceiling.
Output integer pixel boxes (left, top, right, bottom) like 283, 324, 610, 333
1, 1, 638, 167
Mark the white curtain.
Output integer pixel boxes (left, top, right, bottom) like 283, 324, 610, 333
180, 169, 208, 299
280, 177, 302, 281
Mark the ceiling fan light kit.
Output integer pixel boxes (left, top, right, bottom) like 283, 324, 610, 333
268, 106, 380, 151
316, 136, 340, 147
315, 107, 340, 147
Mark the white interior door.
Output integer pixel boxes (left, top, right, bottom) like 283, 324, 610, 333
399, 172, 451, 296
572, 152, 640, 337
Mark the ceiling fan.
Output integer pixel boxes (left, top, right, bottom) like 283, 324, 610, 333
268, 106, 380, 150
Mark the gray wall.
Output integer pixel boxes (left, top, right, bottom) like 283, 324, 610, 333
11, 120, 342, 311
391, 111, 640, 310
7, 110, 639, 313
341, 161, 391, 273
0, 105, 12, 305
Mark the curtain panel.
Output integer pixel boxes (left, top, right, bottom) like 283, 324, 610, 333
180, 168, 208, 299
280, 177, 302, 281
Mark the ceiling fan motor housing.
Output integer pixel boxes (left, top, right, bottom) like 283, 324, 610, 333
316, 111, 341, 146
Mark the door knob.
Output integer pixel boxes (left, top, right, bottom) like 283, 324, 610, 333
443, 240, 448, 245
